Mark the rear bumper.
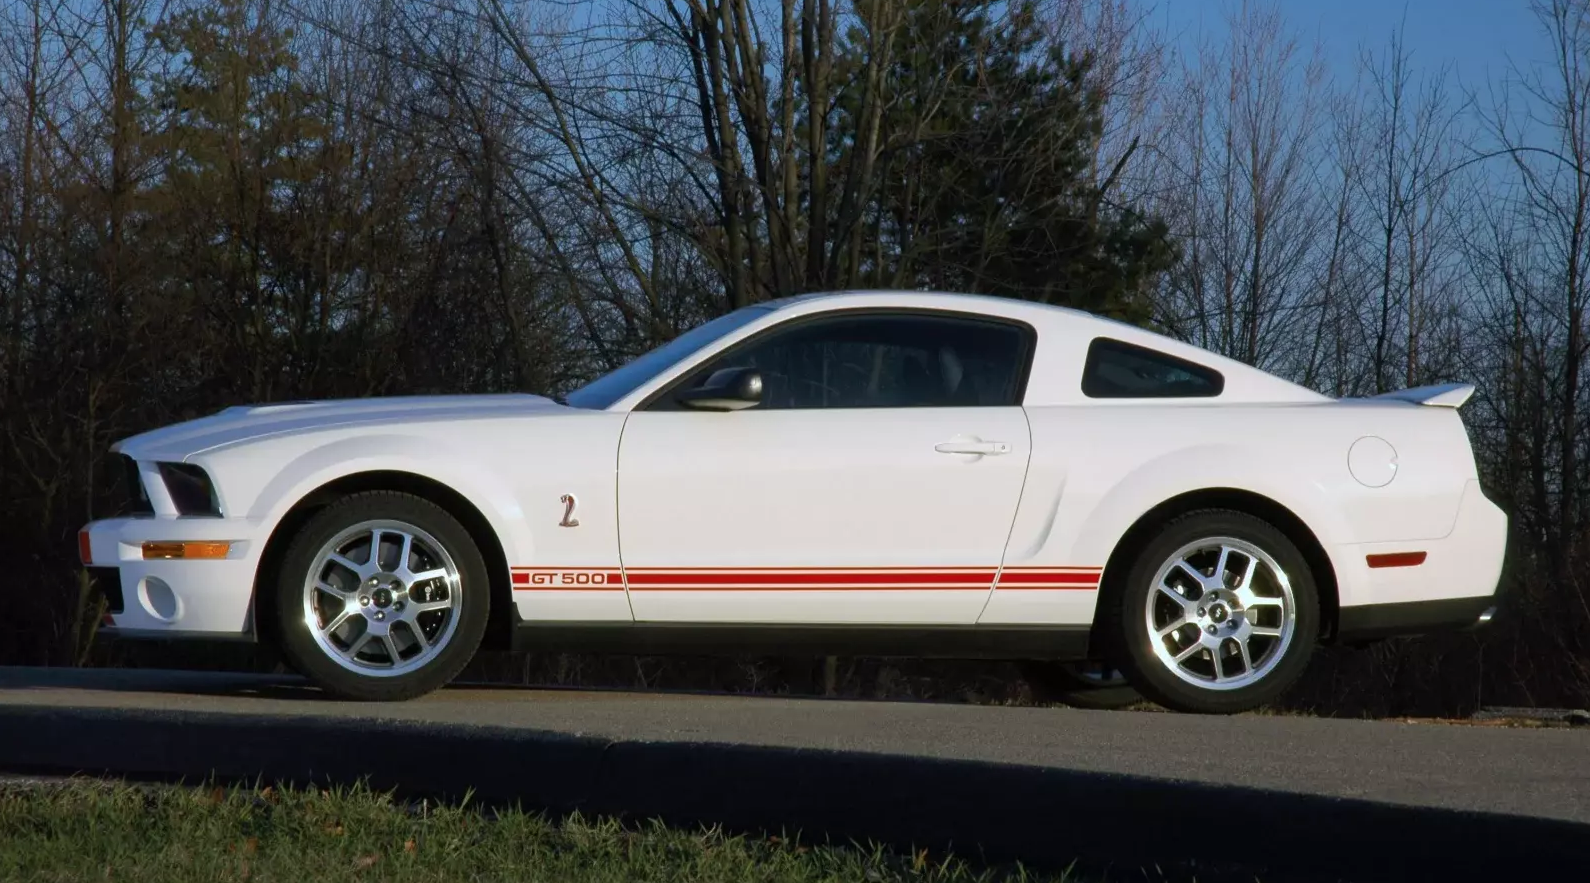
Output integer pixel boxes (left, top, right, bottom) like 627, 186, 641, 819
1332, 479, 1507, 642
80, 515, 265, 637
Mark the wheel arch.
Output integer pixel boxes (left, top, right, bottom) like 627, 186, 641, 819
252, 470, 516, 654
1090, 487, 1340, 656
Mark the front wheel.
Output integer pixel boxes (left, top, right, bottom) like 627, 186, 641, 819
1105, 510, 1319, 714
274, 491, 490, 701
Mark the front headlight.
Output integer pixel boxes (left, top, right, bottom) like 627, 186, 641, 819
157, 462, 221, 516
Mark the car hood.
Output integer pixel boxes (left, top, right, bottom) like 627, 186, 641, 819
113, 394, 567, 462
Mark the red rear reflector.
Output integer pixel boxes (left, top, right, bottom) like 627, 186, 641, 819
78, 531, 93, 565
142, 541, 231, 560
1367, 552, 1427, 569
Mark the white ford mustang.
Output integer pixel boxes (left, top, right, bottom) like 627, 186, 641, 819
78, 291, 1507, 713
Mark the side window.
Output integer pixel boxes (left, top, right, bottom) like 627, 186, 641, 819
654, 313, 1031, 410
1082, 338, 1224, 399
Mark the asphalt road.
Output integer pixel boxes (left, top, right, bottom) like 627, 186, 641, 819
1, 667, 1587, 879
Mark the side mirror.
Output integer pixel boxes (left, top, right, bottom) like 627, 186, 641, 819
677, 367, 764, 411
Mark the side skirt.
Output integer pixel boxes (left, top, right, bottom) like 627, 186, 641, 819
510, 621, 1092, 660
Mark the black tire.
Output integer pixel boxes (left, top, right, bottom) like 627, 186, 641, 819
274, 491, 490, 701
1021, 660, 1143, 710
1104, 509, 1319, 714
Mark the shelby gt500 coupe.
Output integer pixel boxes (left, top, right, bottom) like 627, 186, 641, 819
78, 291, 1506, 713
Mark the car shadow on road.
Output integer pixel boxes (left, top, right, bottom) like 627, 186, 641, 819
0, 695, 1583, 883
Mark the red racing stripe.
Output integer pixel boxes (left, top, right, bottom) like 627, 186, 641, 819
996, 571, 1102, 584
512, 567, 624, 591
511, 566, 1103, 591
626, 584, 990, 592
625, 571, 996, 586
624, 566, 994, 573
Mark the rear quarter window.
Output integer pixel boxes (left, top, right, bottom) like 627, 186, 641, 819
1081, 338, 1224, 399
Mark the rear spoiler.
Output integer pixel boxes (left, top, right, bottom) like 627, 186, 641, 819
1370, 383, 1475, 408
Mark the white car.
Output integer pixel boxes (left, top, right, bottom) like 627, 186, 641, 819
78, 291, 1507, 713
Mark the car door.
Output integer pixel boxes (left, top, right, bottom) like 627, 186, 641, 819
616, 309, 1035, 624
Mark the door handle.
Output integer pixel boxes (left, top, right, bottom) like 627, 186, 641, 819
935, 440, 1011, 456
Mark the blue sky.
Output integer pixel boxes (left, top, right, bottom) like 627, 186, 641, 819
1156, 0, 1549, 91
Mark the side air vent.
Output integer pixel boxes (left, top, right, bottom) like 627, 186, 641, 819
115, 454, 153, 516
158, 462, 222, 517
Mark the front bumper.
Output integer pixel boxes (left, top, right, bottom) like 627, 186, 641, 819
1333, 479, 1508, 643
81, 515, 265, 637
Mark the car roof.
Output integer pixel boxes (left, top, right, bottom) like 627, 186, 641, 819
765, 289, 1135, 329
760, 289, 1186, 359
758, 290, 1328, 405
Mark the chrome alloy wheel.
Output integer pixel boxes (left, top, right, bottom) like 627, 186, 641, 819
1145, 536, 1296, 691
302, 519, 462, 677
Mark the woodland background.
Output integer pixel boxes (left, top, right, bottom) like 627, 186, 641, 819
2, 0, 1587, 715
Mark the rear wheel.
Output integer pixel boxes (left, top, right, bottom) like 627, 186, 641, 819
1106, 510, 1318, 714
274, 491, 489, 701
1021, 660, 1142, 710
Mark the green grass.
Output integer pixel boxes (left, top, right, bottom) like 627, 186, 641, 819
0, 779, 1074, 883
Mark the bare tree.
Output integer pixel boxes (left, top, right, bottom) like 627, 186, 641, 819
1456, 0, 1590, 704
1356, 25, 1467, 393
1153, 0, 1326, 371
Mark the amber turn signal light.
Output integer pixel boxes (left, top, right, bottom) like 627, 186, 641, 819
142, 541, 231, 560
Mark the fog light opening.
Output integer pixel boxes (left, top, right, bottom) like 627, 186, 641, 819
137, 576, 182, 623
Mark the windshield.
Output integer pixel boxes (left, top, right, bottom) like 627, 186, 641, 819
564, 306, 775, 410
